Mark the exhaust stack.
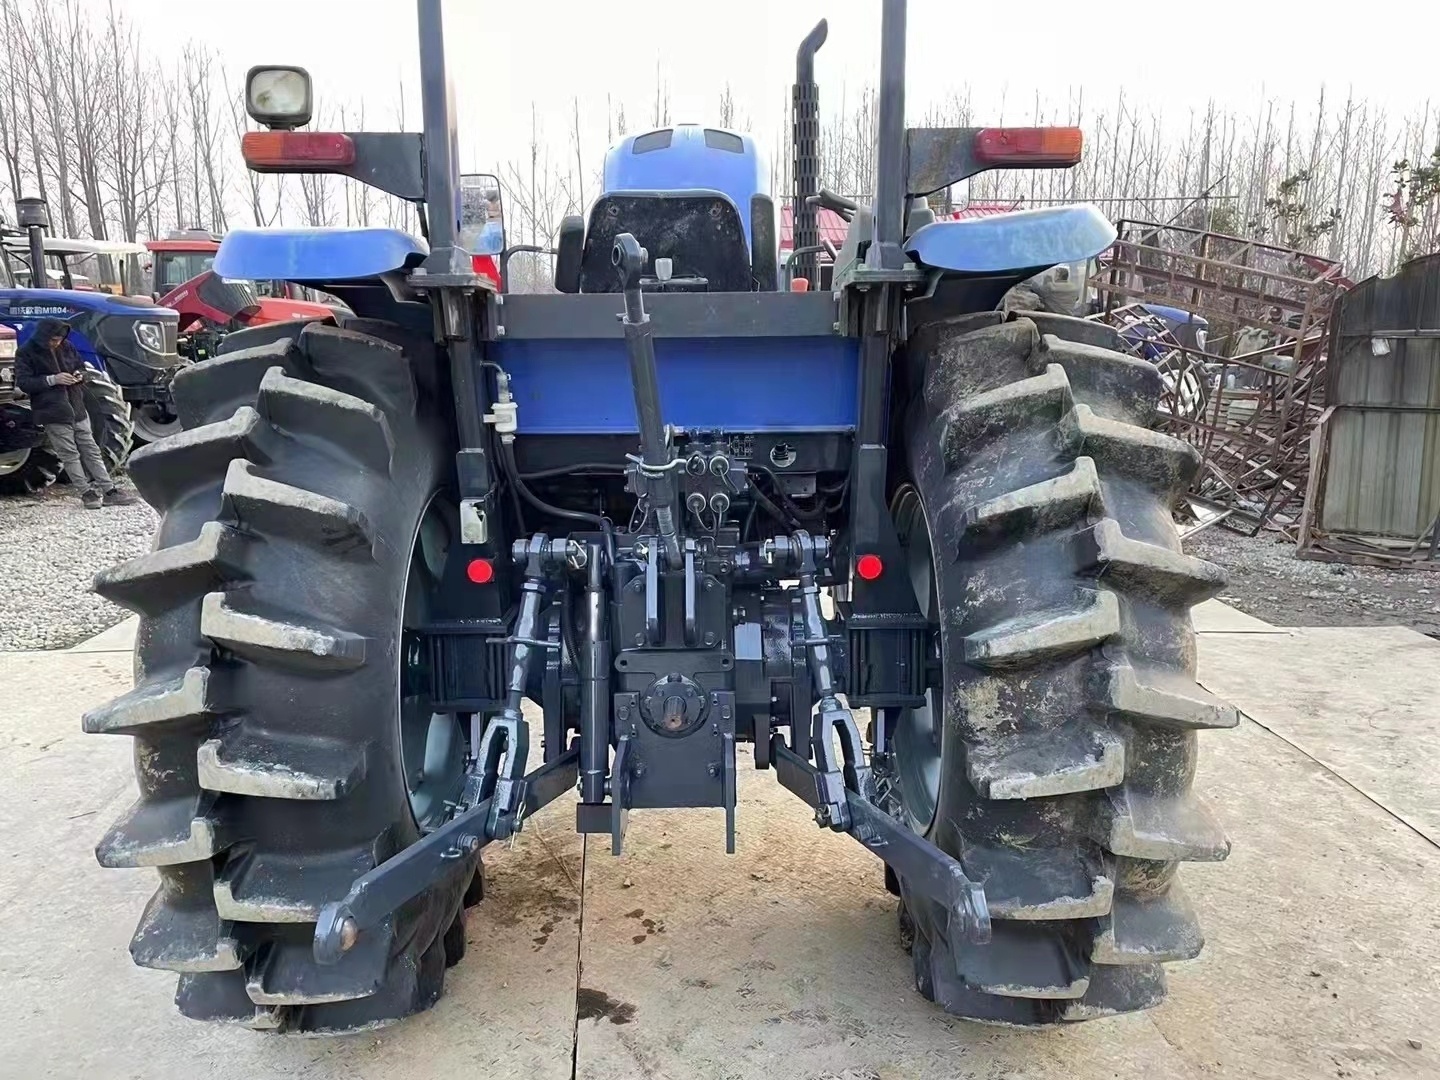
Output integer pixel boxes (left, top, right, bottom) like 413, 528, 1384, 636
790, 19, 827, 287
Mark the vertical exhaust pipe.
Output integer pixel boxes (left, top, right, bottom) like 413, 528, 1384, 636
791, 19, 827, 287
14, 197, 50, 286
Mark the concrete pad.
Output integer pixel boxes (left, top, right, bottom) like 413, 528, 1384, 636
1192, 598, 1285, 634
64, 613, 139, 656
574, 766, 1193, 1079
64, 615, 138, 653
573, 730, 1440, 1080
0, 650, 581, 1080
1156, 717, 1440, 1080
6, 621, 1439, 1079
1200, 626, 1440, 845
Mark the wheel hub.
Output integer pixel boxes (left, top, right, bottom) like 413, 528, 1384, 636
0, 448, 29, 477
132, 406, 182, 443
399, 497, 469, 831
888, 487, 943, 836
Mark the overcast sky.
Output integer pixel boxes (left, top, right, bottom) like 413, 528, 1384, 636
105, 0, 1434, 182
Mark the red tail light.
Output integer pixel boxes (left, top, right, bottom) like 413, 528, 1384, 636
972, 127, 1083, 168
242, 131, 356, 169
855, 553, 884, 581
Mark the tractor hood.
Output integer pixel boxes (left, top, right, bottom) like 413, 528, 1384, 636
0, 288, 181, 388
0, 287, 163, 314
160, 270, 336, 332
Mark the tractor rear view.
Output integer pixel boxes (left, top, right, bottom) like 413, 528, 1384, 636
86, 0, 1236, 1035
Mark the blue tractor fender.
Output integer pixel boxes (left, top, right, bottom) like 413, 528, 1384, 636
214, 227, 429, 284
905, 204, 1116, 276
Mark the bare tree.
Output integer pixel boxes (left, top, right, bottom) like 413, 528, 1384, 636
182, 43, 228, 231
499, 103, 576, 292
19, 0, 80, 235
56, 0, 112, 258
338, 103, 377, 228
651, 60, 669, 129
0, 0, 27, 203
226, 76, 282, 227
6, 0, 1439, 283
103, 2, 172, 289
294, 102, 337, 226
376, 78, 419, 233
570, 97, 585, 214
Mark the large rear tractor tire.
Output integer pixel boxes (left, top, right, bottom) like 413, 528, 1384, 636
83, 368, 134, 477
885, 311, 1236, 1024
85, 322, 478, 1033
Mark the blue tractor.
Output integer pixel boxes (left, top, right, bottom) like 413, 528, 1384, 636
0, 202, 182, 492
86, 0, 1236, 1033
1109, 302, 1213, 422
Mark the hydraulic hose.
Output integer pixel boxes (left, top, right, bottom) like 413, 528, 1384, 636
501, 440, 607, 535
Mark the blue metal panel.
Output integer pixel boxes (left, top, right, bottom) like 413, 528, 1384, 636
213, 227, 428, 283
906, 204, 1116, 274
492, 336, 858, 434
603, 125, 767, 246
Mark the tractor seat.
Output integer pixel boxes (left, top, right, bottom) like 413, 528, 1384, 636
575, 190, 753, 293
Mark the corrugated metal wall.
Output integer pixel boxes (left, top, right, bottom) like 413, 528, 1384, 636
1320, 254, 1440, 540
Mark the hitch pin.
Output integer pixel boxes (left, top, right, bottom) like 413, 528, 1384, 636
508, 801, 526, 850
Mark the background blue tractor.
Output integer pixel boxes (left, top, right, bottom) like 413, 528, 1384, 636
1111, 302, 1213, 422
0, 201, 181, 492
85, 0, 1236, 1035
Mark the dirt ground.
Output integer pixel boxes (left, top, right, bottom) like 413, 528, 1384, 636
1186, 526, 1440, 638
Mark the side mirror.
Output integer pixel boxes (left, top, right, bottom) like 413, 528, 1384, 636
245, 66, 313, 130
459, 173, 505, 256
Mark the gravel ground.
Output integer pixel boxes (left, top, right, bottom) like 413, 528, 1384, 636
1186, 526, 1440, 638
0, 483, 157, 651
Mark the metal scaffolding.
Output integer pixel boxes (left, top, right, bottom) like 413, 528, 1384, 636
1090, 219, 1350, 534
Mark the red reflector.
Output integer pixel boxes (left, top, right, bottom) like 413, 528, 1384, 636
242, 131, 356, 168
855, 554, 884, 581
466, 558, 495, 585
972, 127, 1083, 168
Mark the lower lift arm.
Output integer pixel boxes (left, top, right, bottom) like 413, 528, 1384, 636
762, 531, 990, 949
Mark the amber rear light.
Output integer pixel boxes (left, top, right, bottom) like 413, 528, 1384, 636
972, 127, 1084, 168
241, 131, 356, 169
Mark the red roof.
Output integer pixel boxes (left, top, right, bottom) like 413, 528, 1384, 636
778, 201, 1023, 251
145, 238, 221, 253
943, 202, 1026, 220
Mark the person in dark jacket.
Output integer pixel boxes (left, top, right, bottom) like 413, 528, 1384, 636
14, 318, 136, 508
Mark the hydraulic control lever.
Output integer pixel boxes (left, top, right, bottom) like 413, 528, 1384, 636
614, 232, 681, 567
